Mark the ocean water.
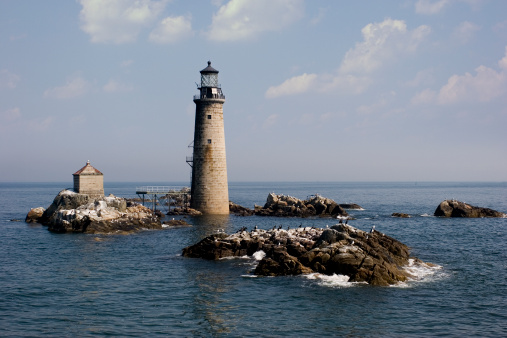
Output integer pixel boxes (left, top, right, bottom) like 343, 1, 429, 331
0, 182, 506, 337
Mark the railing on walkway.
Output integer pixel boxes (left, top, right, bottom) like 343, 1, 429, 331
135, 186, 188, 194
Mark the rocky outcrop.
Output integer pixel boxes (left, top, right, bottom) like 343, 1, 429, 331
30, 190, 161, 234
167, 207, 202, 216
392, 213, 411, 218
163, 219, 191, 227
339, 203, 363, 210
254, 193, 350, 218
229, 201, 255, 216
25, 207, 46, 223
434, 200, 506, 218
182, 224, 423, 286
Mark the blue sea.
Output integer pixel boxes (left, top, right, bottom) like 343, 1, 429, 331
1, 182, 506, 337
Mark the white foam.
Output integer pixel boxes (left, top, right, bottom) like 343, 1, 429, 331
304, 273, 365, 288
393, 259, 446, 288
252, 250, 266, 261
420, 213, 433, 217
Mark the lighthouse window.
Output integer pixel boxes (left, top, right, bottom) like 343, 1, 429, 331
207, 139, 212, 144
207, 115, 212, 119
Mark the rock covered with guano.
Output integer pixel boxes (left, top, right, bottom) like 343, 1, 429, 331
182, 223, 427, 286
27, 189, 161, 234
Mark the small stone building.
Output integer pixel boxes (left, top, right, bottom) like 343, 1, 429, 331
73, 161, 104, 198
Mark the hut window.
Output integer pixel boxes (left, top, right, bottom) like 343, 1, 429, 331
207, 115, 212, 119
207, 139, 212, 144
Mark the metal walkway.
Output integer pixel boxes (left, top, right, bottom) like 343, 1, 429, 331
135, 186, 190, 212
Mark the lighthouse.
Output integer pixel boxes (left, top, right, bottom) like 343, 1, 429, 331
189, 61, 229, 214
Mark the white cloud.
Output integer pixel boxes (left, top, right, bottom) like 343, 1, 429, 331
79, 0, 167, 44
1, 107, 21, 122
266, 73, 317, 98
266, 18, 427, 99
406, 69, 435, 87
412, 47, 507, 105
339, 18, 430, 74
437, 65, 507, 104
266, 72, 371, 99
411, 88, 437, 105
103, 79, 134, 93
149, 15, 193, 43
44, 76, 90, 99
415, 0, 451, 14
499, 46, 507, 71
0, 69, 20, 89
452, 21, 481, 44
206, 0, 304, 41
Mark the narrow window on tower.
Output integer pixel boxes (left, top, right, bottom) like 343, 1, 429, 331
207, 139, 212, 144
207, 115, 212, 119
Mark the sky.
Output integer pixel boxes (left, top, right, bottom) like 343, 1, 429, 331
1, 0, 506, 183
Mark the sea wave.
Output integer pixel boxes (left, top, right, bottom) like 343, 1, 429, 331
304, 273, 366, 288
393, 259, 447, 288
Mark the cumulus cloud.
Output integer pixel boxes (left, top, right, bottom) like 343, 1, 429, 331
149, 15, 193, 43
415, 0, 451, 14
0, 69, 20, 89
206, 0, 304, 41
266, 18, 428, 98
266, 73, 317, 99
452, 21, 481, 44
265, 72, 372, 99
79, 0, 167, 44
438, 65, 506, 104
103, 79, 134, 93
412, 47, 507, 105
339, 18, 430, 74
44, 76, 90, 99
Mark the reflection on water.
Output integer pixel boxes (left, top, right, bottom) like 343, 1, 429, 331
189, 270, 241, 335
187, 214, 232, 241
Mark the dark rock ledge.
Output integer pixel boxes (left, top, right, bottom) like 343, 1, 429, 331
182, 224, 428, 286
434, 200, 506, 218
229, 193, 362, 218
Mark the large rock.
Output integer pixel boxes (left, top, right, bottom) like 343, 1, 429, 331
434, 200, 506, 218
30, 189, 161, 234
229, 201, 254, 216
255, 193, 353, 218
25, 207, 45, 223
182, 223, 422, 286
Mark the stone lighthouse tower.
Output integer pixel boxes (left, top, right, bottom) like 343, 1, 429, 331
190, 61, 229, 214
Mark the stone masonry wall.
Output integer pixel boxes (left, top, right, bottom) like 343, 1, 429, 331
74, 174, 104, 199
191, 98, 229, 214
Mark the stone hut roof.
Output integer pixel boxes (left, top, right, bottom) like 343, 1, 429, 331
73, 161, 103, 176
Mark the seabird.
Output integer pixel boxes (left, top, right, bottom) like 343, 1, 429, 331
370, 225, 375, 233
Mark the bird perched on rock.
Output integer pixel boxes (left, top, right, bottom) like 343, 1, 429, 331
370, 225, 375, 233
